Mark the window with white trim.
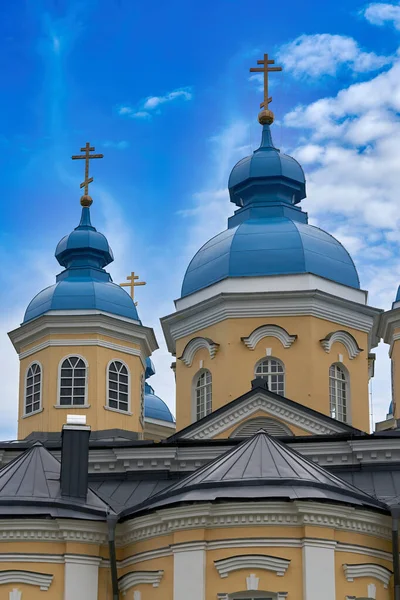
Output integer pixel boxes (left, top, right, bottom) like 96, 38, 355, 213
329, 363, 348, 422
59, 356, 87, 406
255, 357, 285, 395
25, 362, 42, 414
195, 370, 212, 421
108, 360, 129, 412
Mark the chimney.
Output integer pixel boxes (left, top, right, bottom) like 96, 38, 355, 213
60, 415, 91, 499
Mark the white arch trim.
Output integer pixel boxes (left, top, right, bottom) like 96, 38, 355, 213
343, 563, 392, 588
214, 554, 290, 578
242, 325, 297, 350
179, 337, 219, 367
119, 570, 164, 593
0, 570, 53, 591
320, 331, 363, 359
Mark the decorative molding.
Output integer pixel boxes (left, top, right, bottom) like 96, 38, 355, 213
133, 592, 141, 600
214, 554, 290, 578
8, 311, 158, 366
368, 583, 377, 599
162, 289, 381, 355
343, 563, 392, 588
180, 391, 347, 440
178, 337, 220, 366
246, 573, 259, 590
119, 571, 164, 594
0, 519, 108, 545
9, 591, 21, 600
19, 338, 142, 361
117, 502, 391, 547
320, 330, 363, 359
0, 570, 53, 591
241, 325, 297, 350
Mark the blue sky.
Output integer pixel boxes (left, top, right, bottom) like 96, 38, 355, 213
1, 0, 400, 438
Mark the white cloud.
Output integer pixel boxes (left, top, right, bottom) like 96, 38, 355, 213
117, 87, 192, 121
364, 2, 400, 30
277, 33, 391, 78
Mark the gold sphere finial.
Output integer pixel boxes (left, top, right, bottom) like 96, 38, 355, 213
80, 195, 93, 207
258, 109, 274, 125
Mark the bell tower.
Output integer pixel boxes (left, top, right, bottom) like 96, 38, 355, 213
9, 143, 158, 439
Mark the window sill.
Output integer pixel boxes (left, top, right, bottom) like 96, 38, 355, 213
104, 405, 132, 416
22, 407, 44, 419
53, 404, 91, 409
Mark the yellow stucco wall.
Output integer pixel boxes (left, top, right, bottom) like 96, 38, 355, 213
18, 333, 145, 439
175, 315, 370, 433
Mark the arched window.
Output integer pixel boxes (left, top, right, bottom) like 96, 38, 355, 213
108, 360, 130, 412
25, 362, 42, 415
255, 358, 285, 395
59, 356, 87, 406
194, 370, 212, 421
329, 363, 348, 422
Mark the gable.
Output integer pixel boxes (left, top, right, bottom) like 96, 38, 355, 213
170, 383, 360, 441
214, 411, 310, 439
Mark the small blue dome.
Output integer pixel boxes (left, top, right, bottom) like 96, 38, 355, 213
144, 383, 175, 423
181, 124, 359, 298
24, 205, 139, 323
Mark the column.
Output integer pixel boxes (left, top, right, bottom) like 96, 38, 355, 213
302, 540, 336, 600
64, 554, 101, 600
173, 542, 206, 600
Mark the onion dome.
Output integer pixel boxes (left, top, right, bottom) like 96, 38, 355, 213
24, 206, 139, 323
143, 358, 175, 423
144, 383, 175, 423
121, 431, 386, 518
181, 124, 359, 298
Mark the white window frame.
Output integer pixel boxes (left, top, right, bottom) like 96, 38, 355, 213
254, 357, 285, 396
106, 359, 131, 414
329, 362, 349, 423
24, 361, 43, 417
57, 354, 89, 408
192, 369, 212, 422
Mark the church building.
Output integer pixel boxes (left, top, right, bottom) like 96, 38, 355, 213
1, 53, 400, 600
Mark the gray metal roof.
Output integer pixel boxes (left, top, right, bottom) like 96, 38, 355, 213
120, 431, 387, 518
0, 442, 111, 519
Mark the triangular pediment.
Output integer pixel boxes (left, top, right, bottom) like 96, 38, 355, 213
170, 380, 361, 441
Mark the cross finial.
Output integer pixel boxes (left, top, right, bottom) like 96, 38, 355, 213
250, 53, 282, 125
72, 142, 104, 207
120, 271, 146, 306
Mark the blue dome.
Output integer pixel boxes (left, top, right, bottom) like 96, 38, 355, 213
144, 383, 175, 423
24, 205, 139, 323
181, 125, 359, 298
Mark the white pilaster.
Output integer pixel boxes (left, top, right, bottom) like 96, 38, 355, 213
172, 542, 206, 600
64, 554, 101, 600
302, 540, 336, 600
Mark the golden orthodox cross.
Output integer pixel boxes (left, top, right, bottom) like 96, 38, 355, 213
250, 53, 282, 110
120, 272, 146, 305
72, 142, 104, 198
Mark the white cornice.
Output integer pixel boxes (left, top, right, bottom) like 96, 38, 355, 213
162, 290, 381, 355
377, 307, 400, 344
320, 330, 363, 359
343, 563, 392, 587
0, 570, 53, 591
214, 554, 290, 578
117, 501, 391, 546
0, 519, 108, 545
179, 390, 347, 439
8, 311, 158, 358
241, 325, 297, 350
19, 338, 143, 362
178, 337, 220, 366
118, 570, 164, 593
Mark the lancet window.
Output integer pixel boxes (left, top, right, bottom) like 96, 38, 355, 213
194, 370, 212, 421
25, 362, 42, 415
329, 363, 348, 422
108, 360, 130, 412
